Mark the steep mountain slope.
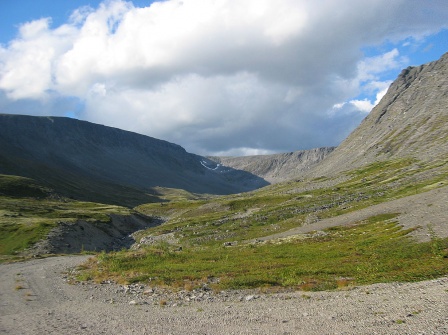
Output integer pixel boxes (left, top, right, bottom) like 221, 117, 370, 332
311, 52, 448, 177
0, 115, 267, 206
208, 147, 335, 183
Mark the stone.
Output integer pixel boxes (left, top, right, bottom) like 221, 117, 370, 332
143, 288, 154, 295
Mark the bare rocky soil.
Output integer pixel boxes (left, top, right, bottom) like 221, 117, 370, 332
0, 255, 447, 335
254, 185, 448, 244
24, 214, 162, 256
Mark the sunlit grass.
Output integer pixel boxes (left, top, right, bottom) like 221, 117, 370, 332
80, 215, 448, 290
135, 158, 448, 248
2, 156, 448, 289
82, 157, 448, 290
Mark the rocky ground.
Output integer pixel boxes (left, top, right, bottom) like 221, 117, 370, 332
254, 184, 448, 244
0, 255, 447, 335
24, 214, 162, 256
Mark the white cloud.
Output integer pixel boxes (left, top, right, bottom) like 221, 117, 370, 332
212, 147, 277, 157
349, 99, 374, 114
357, 49, 408, 82
0, 19, 75, 100
332, 49, 408, 116
1, 0, 447, 155
373, 86, 390, 106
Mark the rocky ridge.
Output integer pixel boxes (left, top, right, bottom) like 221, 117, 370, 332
208, 147, 334, 183
0, 114, 268, 206
311, 52, 448, 177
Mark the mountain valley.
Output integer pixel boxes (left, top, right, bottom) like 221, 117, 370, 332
0, 53, 447, 292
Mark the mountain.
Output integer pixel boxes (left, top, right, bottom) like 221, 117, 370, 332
311, 52, 448, 177
208, 147, 335, 183
206, 54, 448, 182
2, 53, 446, 207
0, 115, 268, 206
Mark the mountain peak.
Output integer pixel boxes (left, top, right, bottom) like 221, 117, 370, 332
310, 52, 448, 177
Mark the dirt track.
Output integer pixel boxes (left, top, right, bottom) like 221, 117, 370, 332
0, 255, 447, 335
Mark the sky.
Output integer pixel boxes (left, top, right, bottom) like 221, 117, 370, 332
0, 0, 447, 156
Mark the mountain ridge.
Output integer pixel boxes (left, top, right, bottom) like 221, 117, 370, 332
208, 147, 335, 183
309, 52, 448, 177
1, 52, 447, 205
0, 114, 269, 206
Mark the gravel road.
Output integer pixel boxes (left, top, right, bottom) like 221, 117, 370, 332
1, 255, 447, 335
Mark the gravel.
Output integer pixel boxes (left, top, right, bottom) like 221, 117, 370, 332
1, 255, 447, 334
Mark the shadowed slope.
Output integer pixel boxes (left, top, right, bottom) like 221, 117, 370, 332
0, 115, 268, 206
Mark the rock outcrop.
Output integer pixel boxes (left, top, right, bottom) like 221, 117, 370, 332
26, 214, 162, 255
310, 52, 448, 177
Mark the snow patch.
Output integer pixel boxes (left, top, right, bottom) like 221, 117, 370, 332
200, 160, 221, 171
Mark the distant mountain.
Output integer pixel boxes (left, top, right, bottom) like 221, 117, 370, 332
310, 52, 448, 177
208, 147, 335, 183
0, 115, 268, 206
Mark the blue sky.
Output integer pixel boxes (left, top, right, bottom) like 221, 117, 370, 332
0, 0, 152, 42
0, 0, 447, 156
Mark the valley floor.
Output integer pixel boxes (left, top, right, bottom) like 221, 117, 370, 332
0, 255, 447, 335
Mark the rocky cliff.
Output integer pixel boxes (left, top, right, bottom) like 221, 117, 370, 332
310, 52, 448, 177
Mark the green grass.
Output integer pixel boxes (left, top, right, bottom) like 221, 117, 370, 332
80, 214, 448, 290
134, 157, 448, 247
0, 174, 52, 198
79, 156, 448, 290
0, 174, 131, 260
3, 155, 448, 289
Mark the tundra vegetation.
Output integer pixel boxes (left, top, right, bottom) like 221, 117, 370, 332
79, 157, 448, 291
1, 157, 447, 289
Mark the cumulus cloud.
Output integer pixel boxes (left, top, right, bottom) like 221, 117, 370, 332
0, 0, 447, 155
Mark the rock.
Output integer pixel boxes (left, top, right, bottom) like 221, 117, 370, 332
208, 147, 335, 183
143, 288, 154, 295
245, 295, 255, 301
